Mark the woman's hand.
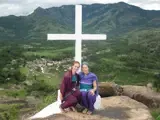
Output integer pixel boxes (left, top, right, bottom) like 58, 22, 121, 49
89, 89, 95, 96
72, 88, 76, 91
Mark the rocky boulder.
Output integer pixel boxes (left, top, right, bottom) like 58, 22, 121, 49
36, 96, 153, 120
122, 85, 160, 108
98, 82, 123, 97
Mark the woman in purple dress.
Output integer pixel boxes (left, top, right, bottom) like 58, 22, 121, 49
79, 62, 98, 115
59, 61, 81, 112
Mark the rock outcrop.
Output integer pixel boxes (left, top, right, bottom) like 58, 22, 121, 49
34, 96, 153, 120
122, 85, 160, 108
98, 82, 123, 97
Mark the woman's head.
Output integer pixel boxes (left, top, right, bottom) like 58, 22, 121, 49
71, 61, 80, 73
82, 62, 89, 74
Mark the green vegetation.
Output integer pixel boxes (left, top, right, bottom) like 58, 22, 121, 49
24, 47, 74, 59
0, 106, 19, 120
153, 74, 160, 92
151, 108, 160, 120
36, 93, 57, 111
0, 46, 26, 84
0, 28, 160, 120
4, 89, 27, 98
81, 29, 159, 86
0, 29, 159, 119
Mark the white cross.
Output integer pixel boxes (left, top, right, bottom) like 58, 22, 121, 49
47, 5, 107, 66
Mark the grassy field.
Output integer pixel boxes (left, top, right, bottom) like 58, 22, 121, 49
23, 47, 73, 58
35, 72, 61, 87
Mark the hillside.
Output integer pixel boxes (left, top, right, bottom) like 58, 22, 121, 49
0, 2, 160, 40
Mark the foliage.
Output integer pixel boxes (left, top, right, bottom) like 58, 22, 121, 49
0, 46, 26, 84
0, 106, 19, 120
36, 93, 57, 111
5, 89, 27, 98
150, 108, 160, 120
153, 73, 160, 92
26, 79, 58, 97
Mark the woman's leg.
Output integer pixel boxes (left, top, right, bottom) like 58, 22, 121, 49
87, 92, 96, 113
60, 94, 77, 109
81, 91, 88, 108
72, 90, 82, 105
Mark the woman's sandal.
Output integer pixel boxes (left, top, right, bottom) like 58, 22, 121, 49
59, 106, 67, 113
65, 108, 72, 112
86, 111, 93, 115
60, 107, 67, 113
82, 108, 88, 114
70, 106, 77, 112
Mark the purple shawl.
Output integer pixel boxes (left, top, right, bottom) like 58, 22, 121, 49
60, 70, 80, 97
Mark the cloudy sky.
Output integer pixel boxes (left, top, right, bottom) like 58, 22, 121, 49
0, 0, 160, 17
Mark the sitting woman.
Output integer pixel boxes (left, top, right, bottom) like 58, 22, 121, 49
59, 61, 81, 112
79, 62, 98, 115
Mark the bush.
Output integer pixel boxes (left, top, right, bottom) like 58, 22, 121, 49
6, 89, 27, 98
150, 108, 160, 120
26, 80, 58, 97
0, 106, 19, 120
37, 94, 57, 111
153, 73, 160, 92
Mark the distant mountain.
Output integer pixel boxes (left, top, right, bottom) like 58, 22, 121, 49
0, 2, 160, 40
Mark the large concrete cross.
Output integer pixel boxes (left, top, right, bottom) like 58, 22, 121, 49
47, 5, 107, 65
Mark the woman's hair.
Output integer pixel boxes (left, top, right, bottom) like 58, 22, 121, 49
72, 61, 80, 66
82, 62, 89, 67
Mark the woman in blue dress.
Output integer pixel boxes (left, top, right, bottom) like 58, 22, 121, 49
79, 62, 98, 115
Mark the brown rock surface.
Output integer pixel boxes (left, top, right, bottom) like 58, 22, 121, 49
98, 82, 123, 97
33, 96, 153, 120
122, 85, 160, 108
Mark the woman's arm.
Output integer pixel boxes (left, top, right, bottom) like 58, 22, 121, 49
89, 80, 97, 95
93, 80, 97, 92
60, 75, 67, 101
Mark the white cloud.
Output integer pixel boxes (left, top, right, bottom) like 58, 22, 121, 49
128, 0, 160, 10
93, 0, 129, 4
0, 0, 159, 17
143, 3, 160, 10
0, 4, 21, 16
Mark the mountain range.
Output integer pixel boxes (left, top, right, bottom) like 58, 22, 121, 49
0, 2, 160, 40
